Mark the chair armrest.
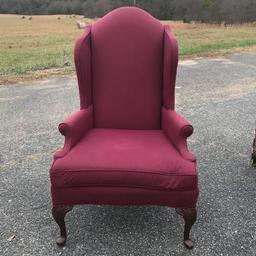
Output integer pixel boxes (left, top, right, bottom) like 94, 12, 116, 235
161, 107, 196, 162
54, 105, 93, 159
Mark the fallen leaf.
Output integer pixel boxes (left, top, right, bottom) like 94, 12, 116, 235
7, 235, 16, 241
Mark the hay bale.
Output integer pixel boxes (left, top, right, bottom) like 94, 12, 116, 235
63, 61, 71, 67
76, 20, 86, 29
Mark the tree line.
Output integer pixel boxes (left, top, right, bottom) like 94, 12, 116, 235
1, 0, 256, 23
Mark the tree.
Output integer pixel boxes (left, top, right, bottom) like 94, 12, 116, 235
0, 0, 255, 23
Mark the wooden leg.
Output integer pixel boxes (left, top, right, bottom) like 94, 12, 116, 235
52, 205, 73, 246
176, 208, 197, 249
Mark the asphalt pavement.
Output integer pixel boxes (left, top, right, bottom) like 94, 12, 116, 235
0, 52, 256, 256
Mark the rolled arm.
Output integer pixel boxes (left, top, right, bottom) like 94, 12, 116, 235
54, 105, 93, 159
162, 107, 196, 162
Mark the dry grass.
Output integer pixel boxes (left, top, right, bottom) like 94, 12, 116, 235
0, 14, 256, 84
163, 20, 256, 56
0, 15, 88, 77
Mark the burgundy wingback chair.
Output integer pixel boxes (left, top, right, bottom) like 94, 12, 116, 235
50, 7, 199, 249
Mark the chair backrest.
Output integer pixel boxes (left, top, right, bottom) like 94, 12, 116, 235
75, 7, 178, 129
91, 7, 164, 129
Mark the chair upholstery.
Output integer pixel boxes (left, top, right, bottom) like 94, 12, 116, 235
50, 6, 199, 249
91, 8, 163, 129
51, 129, 197, 190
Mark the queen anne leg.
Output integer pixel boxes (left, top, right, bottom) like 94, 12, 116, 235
52, 205, 73, 246
176, 208, 197, 249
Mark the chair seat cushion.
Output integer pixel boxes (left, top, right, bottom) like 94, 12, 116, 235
51, 129, 197, 191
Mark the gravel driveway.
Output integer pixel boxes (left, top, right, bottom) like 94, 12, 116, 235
0, 52, 256, 256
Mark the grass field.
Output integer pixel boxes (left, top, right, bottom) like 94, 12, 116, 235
0, 14, 256, 83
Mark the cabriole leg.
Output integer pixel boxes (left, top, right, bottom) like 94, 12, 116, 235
52, 205, 73, 246
176, 208, 197, 249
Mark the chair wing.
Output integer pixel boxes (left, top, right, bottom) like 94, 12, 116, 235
74, 26, 93, 109
163, 25, 178, 109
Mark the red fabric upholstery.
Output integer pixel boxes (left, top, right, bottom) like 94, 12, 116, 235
91, 7, 163, 129
51, 129, 197, 190
51, 187, 199, 208
50, 7, 199, 209
163, 26, 178, 109
74, 26, 92, 109
162, 107, 196, 162
53, 106, 93, 159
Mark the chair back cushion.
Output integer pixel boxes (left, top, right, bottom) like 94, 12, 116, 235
91, 7, 164, 129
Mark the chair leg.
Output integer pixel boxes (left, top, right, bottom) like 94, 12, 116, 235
176, 208, 197, 249
52, 205, 73, 246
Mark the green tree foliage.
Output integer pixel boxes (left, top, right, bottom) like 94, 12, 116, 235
0, 0, 255, 23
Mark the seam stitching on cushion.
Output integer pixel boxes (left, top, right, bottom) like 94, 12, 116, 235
51, 168, 196, 176
52, 183, 197, 191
